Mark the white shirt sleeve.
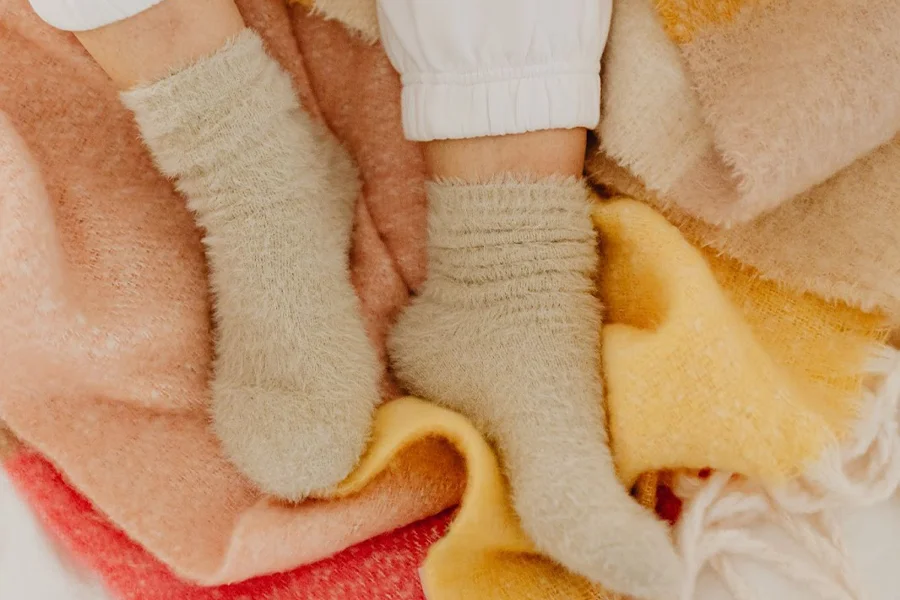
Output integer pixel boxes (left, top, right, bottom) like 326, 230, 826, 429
376, 0, 612, 141
27, 0, 166, 31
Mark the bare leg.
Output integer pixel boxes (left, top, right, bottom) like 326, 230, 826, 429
424, 130, 587, 180
75, 0, 244, 89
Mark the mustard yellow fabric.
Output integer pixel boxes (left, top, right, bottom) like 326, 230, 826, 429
653, 0, 766, 43
332, 397, 604, 600
597, 199, 886, 487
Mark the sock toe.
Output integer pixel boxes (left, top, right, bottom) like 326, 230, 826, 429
212, 382, 376, 500
528, 493, 683, 600
505, 439, 683, 599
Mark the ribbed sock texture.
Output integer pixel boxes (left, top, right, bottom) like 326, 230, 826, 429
122, 30, 380, 499
390, 177, 682, 599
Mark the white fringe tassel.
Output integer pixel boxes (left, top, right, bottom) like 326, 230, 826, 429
675, 345, 900, 600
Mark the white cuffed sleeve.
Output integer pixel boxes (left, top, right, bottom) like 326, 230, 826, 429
27, 0, 165, 31
376, 0, 611, 141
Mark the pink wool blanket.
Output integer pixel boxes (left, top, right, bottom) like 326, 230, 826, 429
0, 0, 464, 586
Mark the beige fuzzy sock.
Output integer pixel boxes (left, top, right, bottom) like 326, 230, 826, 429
390, 178, 681, 599
122, 30, 380, 500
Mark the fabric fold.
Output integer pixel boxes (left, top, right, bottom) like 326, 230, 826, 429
672, 0, 900, 223
600, 0, 900, 226
4, 398, 605, 600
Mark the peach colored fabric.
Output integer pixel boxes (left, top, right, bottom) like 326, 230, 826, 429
0, 0, 462, 586
597, 0, 900, 227
667, 0, 900, 224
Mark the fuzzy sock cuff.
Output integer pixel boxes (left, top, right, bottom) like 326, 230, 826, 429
121, 29, 358, 248
423, 178, 599, 304
121, 30, 351, 221
122, 30, 292, 173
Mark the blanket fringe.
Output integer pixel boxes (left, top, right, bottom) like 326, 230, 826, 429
674, 345, 900, 600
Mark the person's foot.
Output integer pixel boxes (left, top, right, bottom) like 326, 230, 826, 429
123, 31, 380, 499
390, 177, 682, 598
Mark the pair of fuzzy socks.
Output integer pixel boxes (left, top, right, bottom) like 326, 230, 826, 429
123, 30, 677, 598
